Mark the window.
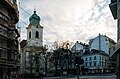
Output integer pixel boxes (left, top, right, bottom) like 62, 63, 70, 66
35, 31, 39, 38
36, 25, 39, 28
99, 61, 101, 66
94, 61, 96, 66
102, 57, 104, 60
29, 32, 31, 39
94, 56, 96, 60
0, 39, 7, 47
89, 62, 92, 66
105, 62, 106, 66
85, 62, 87, 67
102, 62, 104, 66
85, 57, 87, 61
90, 57, 92, 60
99, 56, 101, 60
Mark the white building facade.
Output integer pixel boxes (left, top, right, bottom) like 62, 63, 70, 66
26, 10, 43, 47
89, 34, 116, 55
82, 49, 109, 74
71, 41, 88, 56
80, 34, 116, 74
20, 10, 45, 75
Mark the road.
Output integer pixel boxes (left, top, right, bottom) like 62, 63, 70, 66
44, 74, 116, 79
13, 74, 116, 79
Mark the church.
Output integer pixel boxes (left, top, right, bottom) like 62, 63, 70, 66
20, 10, 46, 76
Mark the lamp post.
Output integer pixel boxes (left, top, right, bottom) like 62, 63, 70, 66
66, 43, 70, 75
74, 42, 84, 79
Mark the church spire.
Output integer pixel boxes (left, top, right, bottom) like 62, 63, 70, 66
34, 5, 36, 14
29, 9, 40, 25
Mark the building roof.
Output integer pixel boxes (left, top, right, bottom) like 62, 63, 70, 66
89, 34, 116, 46
83, 49, 109, 57
104, 35, 116, 44
20, 40, 27, 48
29, 10, 40, 25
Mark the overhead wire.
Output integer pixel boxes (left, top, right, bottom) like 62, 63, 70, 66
19, 6, 64, 46
19, 5, 63, 40
19, 18, 55, 46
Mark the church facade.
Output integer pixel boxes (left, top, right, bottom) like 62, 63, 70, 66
20, 10, 45, 76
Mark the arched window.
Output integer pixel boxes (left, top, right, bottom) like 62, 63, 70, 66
35, 31, 39, 38
29, 32, 31, 39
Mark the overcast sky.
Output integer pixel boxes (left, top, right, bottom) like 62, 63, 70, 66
19, 0, 117, 45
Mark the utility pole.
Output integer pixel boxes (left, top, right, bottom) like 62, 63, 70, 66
75, 56, 84, 79
75, 42, 79, 79
66, 43, 70, 75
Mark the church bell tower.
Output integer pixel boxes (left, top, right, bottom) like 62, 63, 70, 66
26, 10, 43, 47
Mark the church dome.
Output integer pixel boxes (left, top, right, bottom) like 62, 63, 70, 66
29, 10, 40, 25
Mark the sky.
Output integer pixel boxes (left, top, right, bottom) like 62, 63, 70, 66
19, 0, 117, 45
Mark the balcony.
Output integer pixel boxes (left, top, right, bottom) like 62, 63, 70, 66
1, 0, 19, 23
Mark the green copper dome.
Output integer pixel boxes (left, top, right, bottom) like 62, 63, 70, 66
29, 11, 40, 25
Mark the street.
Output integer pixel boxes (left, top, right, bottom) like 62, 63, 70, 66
44, 75, 116, 79
16, 74, 116, 79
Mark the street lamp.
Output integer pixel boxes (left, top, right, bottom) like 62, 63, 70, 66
66, 43, 70, 75
74, 42, 84, 79
75, 56, 84, 79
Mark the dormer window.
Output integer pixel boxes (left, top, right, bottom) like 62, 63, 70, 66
35, 31, 39, 38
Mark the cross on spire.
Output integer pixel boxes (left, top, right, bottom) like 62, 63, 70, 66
34, 5, 36, 14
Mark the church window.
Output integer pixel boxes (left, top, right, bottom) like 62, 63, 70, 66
29, 32, 31, 39
36, 25, 39, 28
36, 31, 39, 38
